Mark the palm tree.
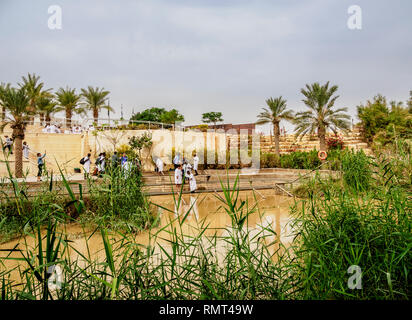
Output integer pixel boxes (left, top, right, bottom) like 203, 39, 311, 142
256, 96, 294, 156
80, 86, 112, 125
56, 87, 83, 128
0, 86, 32, 177
294, 82, 350, 152
19, 73, 50, 116
37, 93, 58, 125
0, 83, 10, 122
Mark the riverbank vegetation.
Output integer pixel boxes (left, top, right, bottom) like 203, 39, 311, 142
0, 144, 410, 300
0, 162, 153, 244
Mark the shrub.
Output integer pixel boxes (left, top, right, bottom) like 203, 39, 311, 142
341, 149, 374, 192
279, 150, 322, 170
260, 153, 280, 168
292, 185, 411, 299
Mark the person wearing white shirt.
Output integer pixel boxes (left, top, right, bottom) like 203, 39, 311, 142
173, 153, 181, 169
96, 152, 106, 176
193, 153, 199, 176
188, 170, 197, 193
155, 157, 164, 175
82, 153, 91, 179
22, 141, 29, 159
182, 161, 188, 180
174, 165, 183, 187
184, 163, 192, 180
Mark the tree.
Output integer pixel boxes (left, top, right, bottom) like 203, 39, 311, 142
99, 128, 127, 152
0, 86, 32, 177
357, 94, 411, 144
37, 93, 58, 125
129, 132, 153, 160
408, 90, 412, 112
129, 107, 166, 123
56, 87, 83, 128
159, 108, 185, 124
294, 82, 350, 151
356, 94, 390, 142
19, 73, 51, 119
201, 112, 223, 129
256, 97, 294, 156
81, 86, 112, 125
0, 83, 10, 121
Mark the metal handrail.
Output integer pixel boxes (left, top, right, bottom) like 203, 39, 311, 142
2, 116, 175, 131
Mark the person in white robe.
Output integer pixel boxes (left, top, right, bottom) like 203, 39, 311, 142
193, 153, 199, 175
156, 157, 164, 175
188, 170, 197, 193
182, 161, 190, 181
173, 153, 181, 169
22, 141, 30, 159
174, 165, 183, 187
96, 153, 106, 175
82, 153, 91, 179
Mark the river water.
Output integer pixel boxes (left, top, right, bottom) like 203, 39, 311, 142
0, 190, 295, 282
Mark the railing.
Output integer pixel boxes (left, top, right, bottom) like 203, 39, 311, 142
11, 116, 176, 132
79, 118, 175, 130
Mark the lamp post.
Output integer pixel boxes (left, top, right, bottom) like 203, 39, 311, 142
107, 98, 111, 128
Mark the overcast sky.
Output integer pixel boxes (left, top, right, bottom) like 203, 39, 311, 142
0, 0, 411, 132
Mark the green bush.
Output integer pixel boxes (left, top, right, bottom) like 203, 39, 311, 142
88, 166, 153, 232
292, 185, 411, 299
279, 150, 322, 170
260, 153, 280, 168
341, 149, 374, 192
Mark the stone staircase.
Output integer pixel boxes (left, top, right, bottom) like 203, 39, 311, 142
0, 168, 340, 198
260, 127, 372, 155
141, 168, 338, 195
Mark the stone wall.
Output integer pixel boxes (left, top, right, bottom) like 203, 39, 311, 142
259, 127, 372, 155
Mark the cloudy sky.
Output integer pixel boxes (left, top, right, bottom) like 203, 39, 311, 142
0, 0, 411, 132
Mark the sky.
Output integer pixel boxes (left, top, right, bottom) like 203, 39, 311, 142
0, 0, 411, 133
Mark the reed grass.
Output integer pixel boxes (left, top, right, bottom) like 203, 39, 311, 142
0, 148, 410, 300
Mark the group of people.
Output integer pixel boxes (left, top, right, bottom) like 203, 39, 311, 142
157, 152, 199, 193
3, 136, 32, 161
80, 151, 137, 179
42, 124, 63, 133
41, 124, 95, 134
2, 135, 44, 182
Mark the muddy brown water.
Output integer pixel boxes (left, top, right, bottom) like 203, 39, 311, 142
0, 190, 296, 283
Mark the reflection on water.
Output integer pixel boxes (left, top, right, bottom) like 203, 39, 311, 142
0, 190, 295, 281
152, 190, 294, 246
